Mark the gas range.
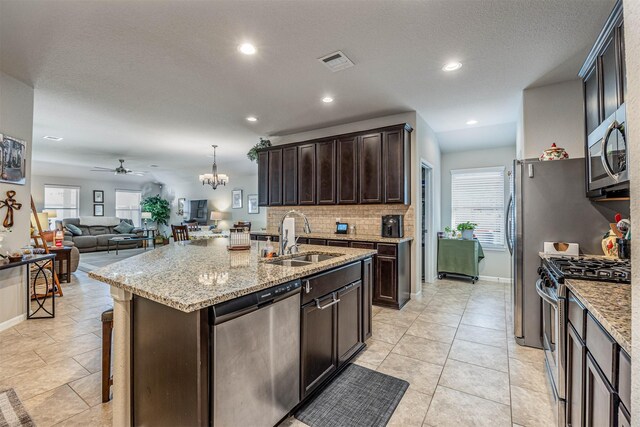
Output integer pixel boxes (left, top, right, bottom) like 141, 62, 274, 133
543, 256, 631, 284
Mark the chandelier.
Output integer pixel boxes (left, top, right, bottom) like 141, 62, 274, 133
199, 145, 229, 189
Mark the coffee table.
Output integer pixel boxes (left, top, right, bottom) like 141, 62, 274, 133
107, 237, 155, 255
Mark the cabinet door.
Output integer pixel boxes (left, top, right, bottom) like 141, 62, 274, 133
258, 151, 269, 206
316, 140, 336, 204
567, 323, 586, 427
282, 146, 298, 205
362, 258, 373, 340
337, 281, 363, 364
298, 143, 316, 205
359, 132, 383, 204
585, 353, 615, 427
600, 35, 619, 120
268, 149, 283, 206
374, 255, 397, 305
337, 136, 359, 204
383, 128, 406, 204
300, 295, 337, 397
584, 65, 600, 136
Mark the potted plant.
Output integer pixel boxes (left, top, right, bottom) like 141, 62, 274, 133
247, 138, 272, 162
456, 222, 477, 240
141, 195, 171, 240
444, 226, 456, 239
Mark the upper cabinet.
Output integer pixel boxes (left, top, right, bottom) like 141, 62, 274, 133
258, 123, 412, 207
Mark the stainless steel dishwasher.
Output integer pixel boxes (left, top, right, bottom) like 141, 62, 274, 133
211, 280, 301, 427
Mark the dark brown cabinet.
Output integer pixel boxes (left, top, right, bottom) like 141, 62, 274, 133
383, 128, 410, 204
298, 143, 316, 205
337, 281, 362, 363
567, 323, 586, 427
301, 292, 337, 397
600, 34, 618, 121
258, 151, 269, 206
336, 136, 359, 204
282, 146, 298, 205
584, 65, 600, 136
316, 140, 336, 204
362, 258, 373, 340
375, 255, 397, 306
256, 124, 411, 207
268, 149, 283, 206
585, 353, 615, 427
359, 132, 384, 204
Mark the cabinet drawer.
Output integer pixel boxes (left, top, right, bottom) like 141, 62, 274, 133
301, 262, 361, 305
568, 291, 587, 339
377, 244, 397, 256
618, 348, 631, 412
307, 238, 327, 246
350, 242, 376, 250
586, 313, 617, 386
327, 240, 350, 248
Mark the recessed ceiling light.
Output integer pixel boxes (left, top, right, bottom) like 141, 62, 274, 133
442, 62, 462, 72
246, 116, 258, 122
238, 43, 257, 55
466, 119, 478, 125
43, 135, 63, 141
322, 96, 334, 103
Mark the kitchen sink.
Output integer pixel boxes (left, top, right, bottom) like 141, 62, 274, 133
267, 259, 312, 267
291, 253, 340, 263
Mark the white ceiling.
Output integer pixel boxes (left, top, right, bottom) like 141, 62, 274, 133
0, 0, 615, 180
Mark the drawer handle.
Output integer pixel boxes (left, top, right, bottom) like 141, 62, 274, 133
316, 294, 340, 310
304, 280, 312, 294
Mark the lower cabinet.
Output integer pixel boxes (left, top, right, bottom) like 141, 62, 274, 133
300, 293, 338, 397
362, 258, 373, 340
337, 281, 362, 363
375, 255, 397, 305
566, 323, 586, 427
585, 353, 616, 427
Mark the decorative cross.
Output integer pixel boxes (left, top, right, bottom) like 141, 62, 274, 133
0, 190, 22, 228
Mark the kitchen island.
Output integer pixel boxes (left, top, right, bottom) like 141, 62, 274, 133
89, 238, 376, 427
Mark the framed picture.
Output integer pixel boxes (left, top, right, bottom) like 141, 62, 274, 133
177, 198, 185, 216
0, 134, 27, 185
247, 194, 259, 214
94, 204, 104, 216
93, 190, 104, 203
232, 189, 243, 209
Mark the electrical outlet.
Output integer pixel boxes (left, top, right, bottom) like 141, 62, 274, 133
335, 218, 341, 223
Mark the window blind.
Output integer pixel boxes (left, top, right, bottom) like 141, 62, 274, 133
44, 185, 80, 220
116, 190, 142, 226
451, 166, 506, 249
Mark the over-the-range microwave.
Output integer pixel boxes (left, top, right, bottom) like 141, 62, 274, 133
587, 103, 629, 198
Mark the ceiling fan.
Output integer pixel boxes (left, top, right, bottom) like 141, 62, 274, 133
91, 159, 147, 176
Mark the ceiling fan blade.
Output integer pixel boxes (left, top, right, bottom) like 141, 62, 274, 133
130, 171, 148, 176
90, 169, 116, 172
91, 166, 114, 170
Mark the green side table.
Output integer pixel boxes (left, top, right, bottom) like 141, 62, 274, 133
437, 238, 485, 283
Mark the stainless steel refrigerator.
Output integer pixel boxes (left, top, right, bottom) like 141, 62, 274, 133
507, 158, 615, 348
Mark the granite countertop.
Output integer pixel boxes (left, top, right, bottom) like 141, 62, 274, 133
89, 239, 376, 313
251, 230, 413, 244
564, 278, 631, 354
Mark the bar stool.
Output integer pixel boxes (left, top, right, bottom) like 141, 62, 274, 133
101, 308, 114, 402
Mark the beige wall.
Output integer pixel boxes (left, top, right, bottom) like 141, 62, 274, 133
0, 72, 34, 330
520, 79, 585, 160
624, 1, 640, 420
441, 146, 516, 280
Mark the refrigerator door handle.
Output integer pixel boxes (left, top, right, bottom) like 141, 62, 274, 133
505, 195, 513, 255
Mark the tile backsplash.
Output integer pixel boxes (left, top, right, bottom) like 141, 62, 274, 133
265, 205, 414, 236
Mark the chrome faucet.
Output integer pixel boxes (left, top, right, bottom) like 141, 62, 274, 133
279, 210, 312, 255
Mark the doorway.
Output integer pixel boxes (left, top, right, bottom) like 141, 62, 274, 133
421, 162, 434, 283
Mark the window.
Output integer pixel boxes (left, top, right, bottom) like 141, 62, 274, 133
451, 166, 506, 249
44, 185, 80, 222
115, 190, 142, 226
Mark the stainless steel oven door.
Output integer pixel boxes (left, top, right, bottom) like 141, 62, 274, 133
588, 104, 628, 192
536, 278, 565, 402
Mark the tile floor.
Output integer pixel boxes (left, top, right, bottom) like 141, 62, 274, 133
0, 270, 556, 427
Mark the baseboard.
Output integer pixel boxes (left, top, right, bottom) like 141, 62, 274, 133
411, 289, 423, 298
0, 313, 26, 332
478, 275, 512, 283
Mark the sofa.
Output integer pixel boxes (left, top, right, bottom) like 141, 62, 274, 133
58, 217, 144, 253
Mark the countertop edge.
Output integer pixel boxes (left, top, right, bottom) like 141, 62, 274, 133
89, 249, 376, 313
564, 279, 631, 355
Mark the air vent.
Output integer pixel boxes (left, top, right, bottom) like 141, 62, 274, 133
318, 50, 354, 72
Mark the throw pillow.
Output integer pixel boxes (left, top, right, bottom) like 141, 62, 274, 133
65, 224, 83, 236
114, 221, 135, 234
